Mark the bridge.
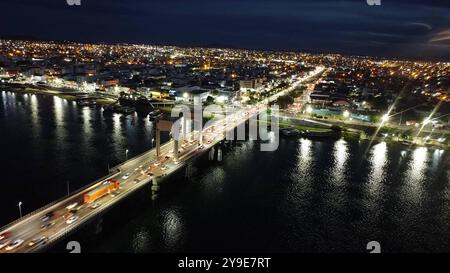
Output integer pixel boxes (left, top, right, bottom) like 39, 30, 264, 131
0, 67, 324, 253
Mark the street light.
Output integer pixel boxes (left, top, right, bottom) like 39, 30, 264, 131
381, 114, 390, 123
343, 110, 350, 119
423, 117, 431, 125
306, 105, 313, 114
125, 149, 129, 161
18, 201, 23, 218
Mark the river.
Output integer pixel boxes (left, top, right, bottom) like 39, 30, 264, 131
1, 90, 450, 252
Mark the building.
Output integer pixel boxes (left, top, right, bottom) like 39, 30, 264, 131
175, 86, 211, 104
309, 91, 332, 105
239, 78, 264, 92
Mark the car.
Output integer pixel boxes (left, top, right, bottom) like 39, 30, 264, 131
0, 232, 10, 241
153, 162, 160, 166
198, 145, 204, 150
40, 222, 55, 230
5, 239, 24, 251
90, 202, 101, 209
134, 178, 141, 184
66, 216, 79, 225
27, 236, 48, 247
122, 173, 130, 180
110, 190, 121, 197
41, 211, 54, 222
65, 202, 78, 211
146, 172, 154, 177
40, 212, 55, 222
0, 240, 10, 250
160, 165, 167, 171
40, 215, 50, 222
134, 167, 139, 171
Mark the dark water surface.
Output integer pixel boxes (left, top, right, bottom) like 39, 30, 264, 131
1, 90, 450, 252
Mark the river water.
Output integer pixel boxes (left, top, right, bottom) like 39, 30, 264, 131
1, 90, 450, 252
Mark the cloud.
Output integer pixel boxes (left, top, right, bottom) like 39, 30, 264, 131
406, 22, 433, 31
429, 29, 450, 43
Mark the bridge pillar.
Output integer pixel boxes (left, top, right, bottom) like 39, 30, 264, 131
151, 177, 160, 201
94, 217, 103, 235
185, 163, 194, 179
209, 146, 215, 161
217, 147, 223, 162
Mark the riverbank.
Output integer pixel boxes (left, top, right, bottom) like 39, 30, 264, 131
275, 115, 450, 149
1, 85, 116, 106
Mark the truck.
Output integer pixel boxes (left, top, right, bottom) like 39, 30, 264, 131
83, 179, 120, 204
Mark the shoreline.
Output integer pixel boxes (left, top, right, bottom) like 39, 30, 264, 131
276, 116, 449, 150
0, 85, 116, 106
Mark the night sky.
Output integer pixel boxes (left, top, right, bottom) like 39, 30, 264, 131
1, 0, 450, 60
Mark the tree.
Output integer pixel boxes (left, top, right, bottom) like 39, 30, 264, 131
276, 95, 294, 109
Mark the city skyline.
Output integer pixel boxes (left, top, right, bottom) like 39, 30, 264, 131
2, 0, 450, 61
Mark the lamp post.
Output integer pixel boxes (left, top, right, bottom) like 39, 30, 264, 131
125, 149, 129, 161
18, 201, 23, 218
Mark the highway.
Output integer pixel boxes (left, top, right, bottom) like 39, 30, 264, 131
0, 66, 324, 253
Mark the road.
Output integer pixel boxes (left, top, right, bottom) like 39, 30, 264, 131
0, 66, 324, 253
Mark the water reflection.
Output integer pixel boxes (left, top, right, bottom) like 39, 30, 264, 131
366, 142, 388, 195
201, 167, 226, 199
290, 138, 314, 199
30, 94, 40, 138
81, 107, 92, 144
297, 138, 313, 173
431, 149, 445, 172
112, 113, 123, 147
132, 228, 150, 253
402, 147, 429, 204
330, 139, 348, 186
53, 96, 67, 148
161, 208, 185, 251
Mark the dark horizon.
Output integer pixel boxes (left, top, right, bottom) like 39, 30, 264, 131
2, 0, 450, 60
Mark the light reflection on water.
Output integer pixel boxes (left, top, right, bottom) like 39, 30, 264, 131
30, 94, 40, 138
401, 147, 429, 205
366, 142, 388, 195
53, 96, 67, 149
132, 228, 151, 253
297, 138, 313, 174
330, 139, 348, 186
161, 208, 185, 251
